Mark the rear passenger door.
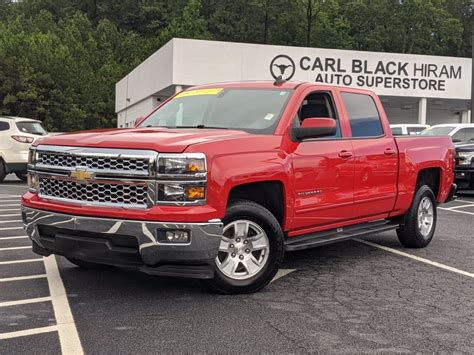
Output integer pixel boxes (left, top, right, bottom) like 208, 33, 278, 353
340, 92, 398, 219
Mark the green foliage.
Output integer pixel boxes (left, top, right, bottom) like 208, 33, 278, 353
0, 0, 471, 131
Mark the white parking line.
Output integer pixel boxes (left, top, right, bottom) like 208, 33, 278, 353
444, 203, 474, 210
0, 246, 31, 251
0, 219, 22, 223
454, 199, 474, 203
0, 195, 22, 198
0, 209, 21, 212
44, 256, 84, 354
271, 268, 297, 283
0, 325, 58, 340
0, 214, 21, 217
0, 226, 23, 231
0, 274, 47, 282
0, 236, 28, 240
0, 204, 20, 207
0, 296, 52, 308
438, 207, 474, 216
0, 258, 41, 265
356, 239, 474, 278
0, 199, 21, 203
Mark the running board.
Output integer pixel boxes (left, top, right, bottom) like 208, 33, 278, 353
285, 220, 399, 251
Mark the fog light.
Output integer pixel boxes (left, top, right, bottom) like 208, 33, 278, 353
186, 186, 205, 200
160, 230, 190, 244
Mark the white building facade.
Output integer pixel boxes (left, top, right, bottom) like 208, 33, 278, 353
116, 38, 472, 128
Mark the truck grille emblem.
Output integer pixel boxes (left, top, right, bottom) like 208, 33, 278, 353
70, 168, 95, 182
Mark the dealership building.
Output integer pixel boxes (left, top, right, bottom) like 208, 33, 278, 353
116, 38, 472, 128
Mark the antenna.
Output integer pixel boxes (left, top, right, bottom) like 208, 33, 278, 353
274, 75, 286, 86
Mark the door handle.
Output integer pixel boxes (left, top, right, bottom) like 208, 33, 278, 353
384, 148, 397, 156
338, 150, 353, 159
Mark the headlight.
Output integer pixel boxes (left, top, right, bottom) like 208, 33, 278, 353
158, 153, 206, 175
156, 153, 207, 204
458, 152, 474, 165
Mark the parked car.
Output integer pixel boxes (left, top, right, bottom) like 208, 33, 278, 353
0, 116, 48, 182
454, 142, 474, 191
420, 123, 474, 143
390, 124, 429, 136
22, 81, 456, 294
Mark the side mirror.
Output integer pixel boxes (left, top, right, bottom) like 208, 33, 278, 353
452, 138, 462, 143
134, 115, 147, 128
292, 118, 337, 141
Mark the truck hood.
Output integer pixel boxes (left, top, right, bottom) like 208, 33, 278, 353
33, 128, 250, 152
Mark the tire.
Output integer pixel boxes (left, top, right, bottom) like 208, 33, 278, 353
66, 257, 110, 269
15, 172, 27, 182
205, 200, 285, 294
397, 185, 437, 248
0, 160, 6, 183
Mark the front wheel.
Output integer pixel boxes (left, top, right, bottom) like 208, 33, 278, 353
397, 185, 437, 248
206, 200, 285, 294
15, 172, 27, 182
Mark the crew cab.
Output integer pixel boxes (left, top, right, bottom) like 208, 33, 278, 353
22, 81, 456, 294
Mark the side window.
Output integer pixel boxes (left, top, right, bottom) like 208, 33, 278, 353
463, 128, 474, 142
452, 129, 465, 142
0, 121, 10, 131
296, 91, 341, 138
407, 127, 425, 135
342, 93, 384, 138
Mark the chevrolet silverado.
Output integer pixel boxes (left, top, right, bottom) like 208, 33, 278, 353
22, 81, 456, 294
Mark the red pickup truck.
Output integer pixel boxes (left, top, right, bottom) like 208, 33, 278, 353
22, 81, 456, 294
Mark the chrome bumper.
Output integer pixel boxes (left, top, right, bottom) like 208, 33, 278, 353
22, 206, 223, 276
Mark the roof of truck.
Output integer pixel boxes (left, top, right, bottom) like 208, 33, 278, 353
0, 116, 41, 122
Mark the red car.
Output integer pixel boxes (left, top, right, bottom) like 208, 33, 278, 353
22, 81, 456, 294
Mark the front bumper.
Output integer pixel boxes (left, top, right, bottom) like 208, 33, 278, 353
22, 206, 223, 279
455, 168, 474, 190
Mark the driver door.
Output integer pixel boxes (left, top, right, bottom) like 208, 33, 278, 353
290, 90, 355, 232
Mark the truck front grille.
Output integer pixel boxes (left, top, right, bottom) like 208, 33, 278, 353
39, 178, 148, 208
37, 152, 149, 173
31, 146, 158, 209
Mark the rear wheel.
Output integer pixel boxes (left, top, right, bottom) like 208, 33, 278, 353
15, 172, 27, 182
206, 200, 285, 294
0, 160, 6, 183
66, 257, 110, 269
397, 185, 437, 248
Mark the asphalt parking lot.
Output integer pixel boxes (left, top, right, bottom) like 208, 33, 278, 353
0, 177, 473, 354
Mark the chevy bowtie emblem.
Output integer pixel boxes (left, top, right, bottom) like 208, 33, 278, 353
70, 168, 94, 182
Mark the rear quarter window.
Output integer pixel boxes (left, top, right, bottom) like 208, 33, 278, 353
0, 121, 10, 131
342, 93, 384, 138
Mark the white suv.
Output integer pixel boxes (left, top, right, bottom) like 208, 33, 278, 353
0, 116, 48, 182
420, 124, 474, 143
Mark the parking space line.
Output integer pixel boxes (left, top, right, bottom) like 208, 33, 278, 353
0, 258, 41, 265
444, 204, 474, 210
0, 236, 28, 240
44, 256, 84, 354
0, 325, 58, 340
0, 214, 21, 217
0, 204, 21, 207
0, 219, 23, 223
0, 274, 47, 282
438, 207, 474, 216
356, 239, 474, 278
0, 226, 23, 231
0, 199, 21, 202
0, 195, 22, 198
0, 246, 31, 251
0, 296, 52, 308
454, 199, 474, 203
0, 209, 21, 212
271, 268, 297, 282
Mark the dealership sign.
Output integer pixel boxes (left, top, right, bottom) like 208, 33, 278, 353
265, 47, 470, 99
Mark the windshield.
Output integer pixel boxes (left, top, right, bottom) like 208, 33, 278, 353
420, 126, 455, 136
16, 121, 47, 135
141, 88, 292, 134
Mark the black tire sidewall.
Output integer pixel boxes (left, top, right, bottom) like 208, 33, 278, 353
0, 160, 6, 183
398, 185, 437, 247
209, 200, 285, 293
